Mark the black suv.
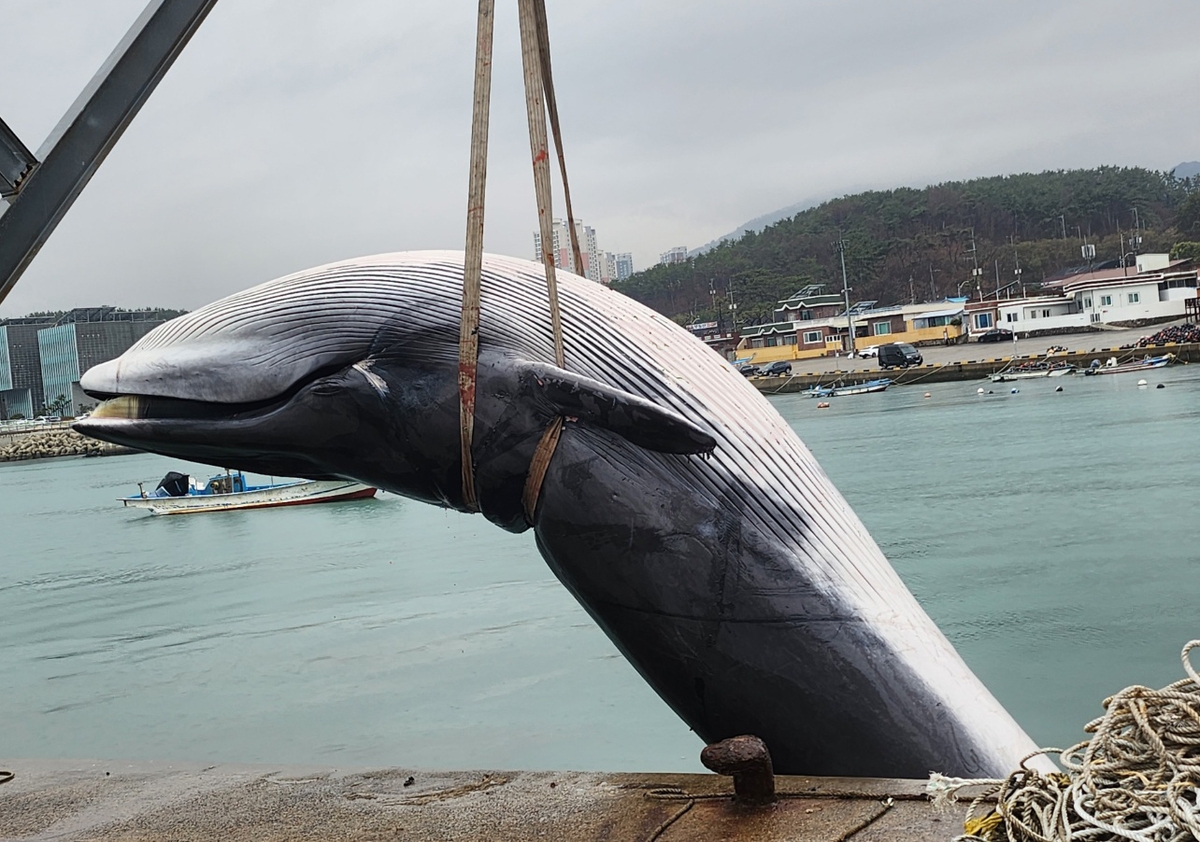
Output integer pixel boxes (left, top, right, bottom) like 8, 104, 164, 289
878, 343, 923, 369
760, 360, 793, 377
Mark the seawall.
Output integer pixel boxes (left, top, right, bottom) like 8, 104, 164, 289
0, 427, 136, 462
753, 341, 1200, 394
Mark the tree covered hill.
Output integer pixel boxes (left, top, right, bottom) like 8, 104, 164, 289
613, 166, 1200, 327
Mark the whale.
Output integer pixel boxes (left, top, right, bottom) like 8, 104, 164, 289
76, 250, 1041, 778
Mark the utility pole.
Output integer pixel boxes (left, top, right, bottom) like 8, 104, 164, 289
1131, 207, 1142, 265
727, 281, 739, 333
1059, 215, 1067, 240
1012, 244, 1022, 297
1118, 220, 1127, 275
966, 228, 982, 301
1011, 236, 1023, 296
909, 275, 915, 305
837, 238, 855, 356
929, 264, 939, 299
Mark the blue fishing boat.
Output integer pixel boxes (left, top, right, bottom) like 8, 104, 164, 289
121, 469, 376, 515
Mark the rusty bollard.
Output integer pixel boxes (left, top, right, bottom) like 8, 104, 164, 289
700, 735, 776, 805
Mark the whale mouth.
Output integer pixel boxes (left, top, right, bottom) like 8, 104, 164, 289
89, 394, 253, 422
74, 370, 355, 481
81, 360, 355, 428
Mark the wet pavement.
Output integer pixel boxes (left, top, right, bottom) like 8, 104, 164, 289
0, 759, 968, 841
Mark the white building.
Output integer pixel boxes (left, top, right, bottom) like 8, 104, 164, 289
533, 219, 603, 282
659, 246, 689, 266
964, 255, 1198, 336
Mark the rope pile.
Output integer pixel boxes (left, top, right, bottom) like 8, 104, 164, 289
931, 640, 1200, 842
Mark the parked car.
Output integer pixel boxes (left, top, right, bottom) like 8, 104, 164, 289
976, 328, 1014, 343
760, 360, 793, 376
855, 346, 880, 358
877, 343, 923, 369
737, 363, 760, 377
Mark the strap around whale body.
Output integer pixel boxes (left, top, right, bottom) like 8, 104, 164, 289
522, 416, 564, 524
460, 0, 576, 517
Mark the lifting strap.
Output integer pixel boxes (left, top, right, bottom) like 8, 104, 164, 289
530, 0, 584, 276
459, 0, 495, 513
460, 0, 580, 520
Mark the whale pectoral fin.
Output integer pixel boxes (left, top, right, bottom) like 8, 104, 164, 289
520, 362, 716, 456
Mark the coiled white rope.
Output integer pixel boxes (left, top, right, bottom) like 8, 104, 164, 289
930, 640, 1200, 842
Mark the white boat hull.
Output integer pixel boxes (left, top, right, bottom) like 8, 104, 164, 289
991, 367, 1075, 382
122, 480, 376, 515
1084, 356, 1172, 376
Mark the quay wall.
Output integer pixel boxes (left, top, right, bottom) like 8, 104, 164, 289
753, 341, 1200, 394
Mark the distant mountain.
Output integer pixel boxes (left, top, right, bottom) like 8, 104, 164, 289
690, 197, 825, 257
614, 166, 1196, 326
1173, 161, 1200, 179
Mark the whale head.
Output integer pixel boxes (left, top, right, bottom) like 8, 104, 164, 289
76, 258, 473, 507
76, 252, 715, 523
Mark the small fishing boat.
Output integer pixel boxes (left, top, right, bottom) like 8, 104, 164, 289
990, 364, 1075, 382
1082, 354, 1174, 376
121, 470, 377, 515
804, 378, 892, 398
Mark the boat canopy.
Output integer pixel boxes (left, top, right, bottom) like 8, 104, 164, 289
154, 471, 189, 497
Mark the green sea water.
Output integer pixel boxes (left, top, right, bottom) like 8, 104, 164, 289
1, 365, 1197, 771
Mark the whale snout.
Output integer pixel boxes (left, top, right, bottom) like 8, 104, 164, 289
80, 335, 365, 406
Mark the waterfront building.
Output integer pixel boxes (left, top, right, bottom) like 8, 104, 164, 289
35, 309, 175, 416
659, 246, 689, 266
0, 318, 56, 419
737, 294, 967, 365
533, 218, 604, 282
684, 319, 739, 358
963, 254, 1198, 337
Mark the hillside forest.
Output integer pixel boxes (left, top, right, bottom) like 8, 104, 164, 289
612, 167, 1200, 327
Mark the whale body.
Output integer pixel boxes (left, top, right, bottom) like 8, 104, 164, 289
76, 251, 1040, 777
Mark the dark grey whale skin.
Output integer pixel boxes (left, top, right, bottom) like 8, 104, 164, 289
76, 251, 1041, 779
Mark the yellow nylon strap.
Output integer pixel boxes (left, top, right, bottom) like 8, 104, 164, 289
517, 0, 565, 368
459, 0, 495, 513
461, 0, 575, 520
518, 0, 577, 521
522, 416, 564, 524
531, 0, 584, 275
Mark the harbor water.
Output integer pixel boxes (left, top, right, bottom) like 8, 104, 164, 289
2, 366, 1197, 773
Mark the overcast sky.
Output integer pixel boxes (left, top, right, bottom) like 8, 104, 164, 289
2, 0, 1198, 315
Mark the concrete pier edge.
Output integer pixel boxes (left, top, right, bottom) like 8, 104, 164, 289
751, 341, 1200, 394
0, 758, 970, 841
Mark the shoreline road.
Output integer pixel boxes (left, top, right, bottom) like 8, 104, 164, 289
779, 319, 1189, 376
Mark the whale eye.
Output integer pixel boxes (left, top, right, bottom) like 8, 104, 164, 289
308, 378, 343, 397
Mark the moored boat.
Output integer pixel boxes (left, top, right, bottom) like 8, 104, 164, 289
804, 378, 892, 398
990, 364, 1076, 382
1082, 354, 1174, 376
121, 470, 377, 515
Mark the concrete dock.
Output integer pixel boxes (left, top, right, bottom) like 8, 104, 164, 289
750, 340, 1200, 394
0, 759, 966, 841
